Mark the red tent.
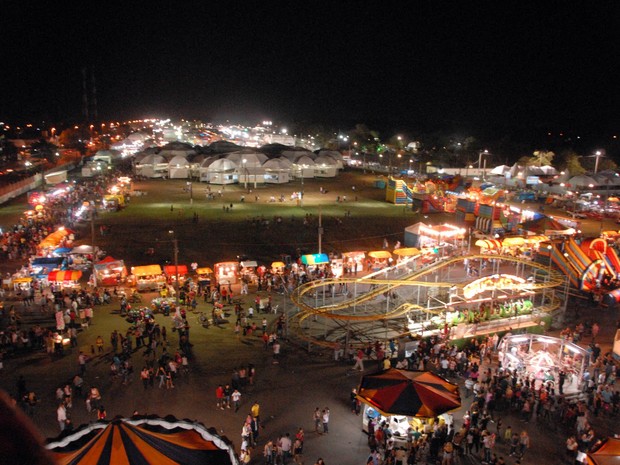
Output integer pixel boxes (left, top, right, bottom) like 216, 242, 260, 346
356, 369, 461, 418
586, 437, 620, 465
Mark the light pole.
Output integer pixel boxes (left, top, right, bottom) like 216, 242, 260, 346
187, 181, 193, 204
242, 159, 248, 191
169, 230, 179, 305
593, 150, 604, 175
478, 150, 489, 180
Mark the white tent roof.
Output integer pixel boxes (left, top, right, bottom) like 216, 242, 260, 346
294, 156, 316, 166
208, 159, 237, 171
282, 150, 315, 162
95, 149, 122, 158
137, 154, 166, 165
168, 155, 190, 167
490, 165, 510, 175
568, 175, 598, 187
314, 155, 338, 166
199, 156, 220, 168
317, 150, 344, 161
225, 151, 267, 167
539, 165, 558, 175
263, 158, 291, 170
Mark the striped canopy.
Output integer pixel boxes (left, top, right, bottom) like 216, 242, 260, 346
474, 239, 502, 249
46, 416, 239, 465
356, 369, 461, 418
47, 270, 82, 282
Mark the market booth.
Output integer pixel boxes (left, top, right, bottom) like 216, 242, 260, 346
130, 264, 165, 291
342, 251, 366, 274
94, 256, 127, 286
368, 250, 392, 270
214, 261, 238, 285
196, 267, 213, 288
164, 265, 189, 283
46, 270, 83, 290
30, 257, 66, 279
356, 369, 461, 438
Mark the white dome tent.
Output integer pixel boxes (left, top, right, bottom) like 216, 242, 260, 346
317, 150, 345, 169
205, 158, 238, 184
263, 158, 291, 184
292, 155, 316, 179
198, 156, 220, 182
159, 141, 197, 160
92, 149, 122, 164
313, 154, 338, 177
168, 155, 191, 179
134, 154, 168, 178
282, 149, 315, 162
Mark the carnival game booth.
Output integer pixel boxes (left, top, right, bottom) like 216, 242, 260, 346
130, 264, 166, 292
94, 257, 127, 286
46, 270, 83, 290
498, 334, 589, 394
357, 369, 461, 439
368, 250, 392, 270
30, 257, 66, 279
404, 222, 466, 250
214, 261, 239, 285
342, 251, 366, 275
239, 260, 258, 284
196, 267, 214, 289
300, 253, 330, 274
46, 415, 240, 465
164, 265, 189, 284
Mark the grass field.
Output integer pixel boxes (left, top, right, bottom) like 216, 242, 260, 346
1, 170, 444, 271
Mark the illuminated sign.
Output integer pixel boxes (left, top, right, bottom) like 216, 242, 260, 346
463, 274, 526, 299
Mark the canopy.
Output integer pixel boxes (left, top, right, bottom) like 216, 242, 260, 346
392, 247, 421, 257
132, 265, 163, 277
501, 237, 525, 247
196, 267, 213, 275
39, 228, 74, 249
46, 416, 239, 465
357, 369, 461, 418
271, 261, 286, 269
474, 239, 502, 249
240, 261, 258, 268
53, 247, 73, 255
71, 245, 94, 255
586, 437, 620, 465
301, 253, 329, 265
342, 251, 366, 258
368, 250, 392, 259
164, 265, 189, 276
48, 270, 82, 282
94, 258, 126, 272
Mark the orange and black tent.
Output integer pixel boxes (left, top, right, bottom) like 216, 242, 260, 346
357, 368, 461, 418
46, 416, 240, 465
586, 437, 620, 465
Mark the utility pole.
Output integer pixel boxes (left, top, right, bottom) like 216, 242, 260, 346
90, 206, 97, 287
318, 207, 323, 253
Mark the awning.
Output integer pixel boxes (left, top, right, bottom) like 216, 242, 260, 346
132, 264, 163, 277
501, 237, 525, 247
70, 245, 94, 254
12, 277, 32, 284
475, 239, 502, 249
47, 270, 82, 282
342, 251, 366, 258
240, 261, 258, 268
368, 250, 392, 259
393, 247, 421, 257
164, 265, 188, 276
53, 247, 73, 255
301, 253, 329, 265
523, 235, 549, 244
271, 261, 286, 269
196, 267, 213, 275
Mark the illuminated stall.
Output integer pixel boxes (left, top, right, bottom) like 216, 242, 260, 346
164, 265, 189, 284
214, 261, 239, 285
404, 222, 466, 250
368, 250, 392, 270
196, 267, 213, 288
342, 251, 366, 274
46, 270, 83, 290
498, 334, 589, 394
94, 257, 127, 286
130, 265, 165, 291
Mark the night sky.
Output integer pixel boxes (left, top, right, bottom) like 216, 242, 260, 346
1, 1, 619, 136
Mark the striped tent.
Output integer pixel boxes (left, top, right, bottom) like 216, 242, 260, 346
474, 239, 502, 249
356, 369, 461, 418
46, 416, 239, 465
47, 270, 82, 282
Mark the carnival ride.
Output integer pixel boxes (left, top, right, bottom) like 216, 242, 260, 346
289, 254, 567, 349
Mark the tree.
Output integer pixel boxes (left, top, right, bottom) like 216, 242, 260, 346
561, 152, 586, 175
30, 139, 58, 164
529, 150, 555, 166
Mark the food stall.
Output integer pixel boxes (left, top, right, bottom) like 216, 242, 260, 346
271, 261, 286, 274
214, 261, 238, 285
368, 250, 392, 270
11, 277, 33, 293
196, 267, 213, 289
46, 270, 83, 290
342, 251, 366, 274
94, 257, 127, 286
164, 265, 189, 284
30, 257, 66, 279
239, 260, 258, 284
357, 369, 461, 440
130, 264, 165, 291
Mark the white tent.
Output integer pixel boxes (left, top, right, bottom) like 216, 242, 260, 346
159, 141, 197, 159
317, 150, 344, 169
263, 158, 291, 184
292, 156, 316, 179
135, 154, 168, 178
313, 155, 338, 177
568, 175, 598, 189
225, 151, 267, 167
204, 158, 238, 184
539, 165, 558, 175
93, 149, 122, 164
490, 165, 511, 175
168, 155, 191, 179
198, 156, 220, 181
282, 150, 315, 162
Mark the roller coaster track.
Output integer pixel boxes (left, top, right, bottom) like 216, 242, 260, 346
288, 255, 566, 348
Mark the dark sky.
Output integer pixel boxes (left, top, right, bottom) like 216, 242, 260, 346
1, 1, 619, 135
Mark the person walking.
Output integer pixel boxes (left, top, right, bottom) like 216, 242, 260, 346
321, 407, 330, 434
231, 389, 242, 412
353, 348, 365, 371
313, 407, 322, 434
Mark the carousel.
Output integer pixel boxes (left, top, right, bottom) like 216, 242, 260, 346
498, 333, 589, 394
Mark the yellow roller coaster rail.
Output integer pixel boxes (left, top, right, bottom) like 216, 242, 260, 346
288, 254, 565, 349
